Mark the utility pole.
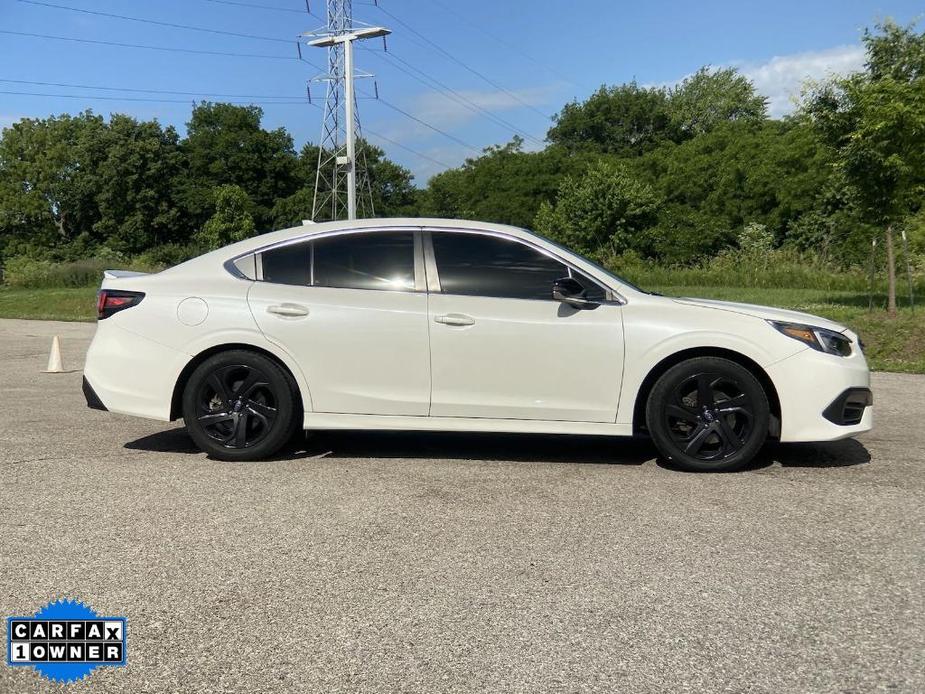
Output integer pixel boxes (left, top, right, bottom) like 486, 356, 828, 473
304, 2, 389, 221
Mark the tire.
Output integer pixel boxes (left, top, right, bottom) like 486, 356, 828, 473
182, 350, 300, 461
645, 357, 769, 472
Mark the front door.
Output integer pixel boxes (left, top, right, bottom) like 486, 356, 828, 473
426, 230, 625, 422
248, 229, 430, 416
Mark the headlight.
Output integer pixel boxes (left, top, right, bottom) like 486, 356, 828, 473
769, 321, 853, 356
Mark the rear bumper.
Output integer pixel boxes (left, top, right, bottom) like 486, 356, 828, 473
83, 322, 188, 422
82, 375, 108, 411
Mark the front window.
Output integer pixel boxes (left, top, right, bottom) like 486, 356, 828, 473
432, 232, 569, 301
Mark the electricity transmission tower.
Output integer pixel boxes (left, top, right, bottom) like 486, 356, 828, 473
305, 1, 389, 221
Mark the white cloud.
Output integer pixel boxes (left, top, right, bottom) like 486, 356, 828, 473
738, 44, 866, 117
413, 84, 558, 128
372, 84, 557, 147
654, 44, 867, 119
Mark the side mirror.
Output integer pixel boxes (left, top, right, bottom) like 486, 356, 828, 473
552, 276, 600, 310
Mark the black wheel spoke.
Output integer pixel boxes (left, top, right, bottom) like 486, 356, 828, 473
232, 413, 248, 447
207, 373, 231, 402
697, 374, 715, 408
198, 411, 234, 425
233, 369, 268, 400
715, 416, 743, 455
666, 404, 699, 423
684, 423, 713, 455
245, 400, 276, 428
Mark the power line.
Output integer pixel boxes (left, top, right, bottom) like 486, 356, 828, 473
0, 78, 306, 100
365, 94, 481, 154
365, 47, 545, 147
16, 0, 294, 44
426, 0, 588, 91
374, 3, 551, 120
0, 29, 299, 60
201, 0, 311, 15
361, 126, 455, 170
0, 89, 310, 105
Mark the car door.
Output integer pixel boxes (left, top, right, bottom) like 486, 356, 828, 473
425, 229, 625, 422
247, 229, 431, 416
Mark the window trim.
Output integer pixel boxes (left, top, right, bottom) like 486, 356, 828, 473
423, 228, 621, 304
244, 227, 425, 293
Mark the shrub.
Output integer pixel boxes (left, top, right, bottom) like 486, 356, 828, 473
2, 256, 108, 288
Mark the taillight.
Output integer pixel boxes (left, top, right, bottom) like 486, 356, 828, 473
97, 290, 145, 320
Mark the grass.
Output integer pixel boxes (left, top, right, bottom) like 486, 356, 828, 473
0, 284, 922, 373
0, 286, 98, 322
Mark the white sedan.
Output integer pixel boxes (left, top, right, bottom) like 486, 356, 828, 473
83, 218, 872, 472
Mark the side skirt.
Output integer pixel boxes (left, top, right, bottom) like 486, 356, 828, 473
304, 413, 633, 437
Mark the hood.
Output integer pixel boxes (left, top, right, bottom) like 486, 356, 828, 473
671, 297, 848, 333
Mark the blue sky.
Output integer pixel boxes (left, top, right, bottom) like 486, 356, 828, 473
1, 0, 922, 182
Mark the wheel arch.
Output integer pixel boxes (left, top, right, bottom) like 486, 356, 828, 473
169, 343, 305, 422
631, 347, 782, 438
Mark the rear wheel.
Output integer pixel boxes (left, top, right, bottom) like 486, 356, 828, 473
645, 357, 769, 472
182, 350, 299, 461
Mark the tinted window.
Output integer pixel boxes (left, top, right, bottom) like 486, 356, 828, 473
262, 242, 310, 286
432, 232, 568, 300
571, 271, 607, 302
313, 231, 415, 291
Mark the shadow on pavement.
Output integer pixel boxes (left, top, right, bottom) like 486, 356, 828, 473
125, 428, 654, 466
125, 427, 871, 470
756, 438, 871, 469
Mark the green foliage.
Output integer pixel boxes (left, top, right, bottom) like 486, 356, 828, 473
547, 83, 675, 156
197, 184, 257, 250
534, 161, 660, 258
806, 21, 925, 225
180, 103, 299, 231
272, 141, 419, 227
422, 138, 579, 228
668, 67, 768, 137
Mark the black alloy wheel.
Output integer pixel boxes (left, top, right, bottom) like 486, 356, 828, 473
197, 364, 277, 449
646, 357, 769, 472
183, 350, 299, 461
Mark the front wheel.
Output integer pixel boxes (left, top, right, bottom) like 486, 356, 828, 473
645, 357, 769, 472
182, 350, 299, 461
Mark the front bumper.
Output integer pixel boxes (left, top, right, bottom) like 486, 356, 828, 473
823, 387, 873, 426
766, 346, 872, 442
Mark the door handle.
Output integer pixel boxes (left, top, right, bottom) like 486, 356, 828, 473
434, 313, 475, 326
267, 303, 309, 318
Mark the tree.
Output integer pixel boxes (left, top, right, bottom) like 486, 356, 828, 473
633, 119, 832, 261
0, 112, 107, 254
91, 115, 187, 254
422, 138, 580, 229
271, 140, 419, 228
533, 160, 660, 259
806, 21, 925, 316
547, 83, 676, 156
668, 67, 768, 137
180, 103, 299, 232
197, 184, 257, 250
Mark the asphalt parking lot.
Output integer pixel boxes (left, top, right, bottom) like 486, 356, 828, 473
1, 318, 923, 693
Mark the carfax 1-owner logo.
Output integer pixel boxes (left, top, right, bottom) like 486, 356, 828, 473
6, 598, 127, 684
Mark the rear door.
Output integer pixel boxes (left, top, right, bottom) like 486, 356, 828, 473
425, 230, 625, 422
247, 229, 431, 416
